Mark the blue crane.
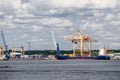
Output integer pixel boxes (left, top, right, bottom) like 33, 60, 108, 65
1, 30, 10, 59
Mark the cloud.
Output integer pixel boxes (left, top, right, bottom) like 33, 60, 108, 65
111, 20, 120, 25
105, 14, 114, 20
111, 43, 120, 47
91, 0, 118, 9
21, 34, 28, 38
93, 11, 104, 18
28, 0, 119, 9
39, 18, 73, 27
0, 0, 30, 18
0, 0, 120, 50
0, 0, 22, 13
82, 21, 104, 31
26, 0, 120, 16
39, 18, 62, 25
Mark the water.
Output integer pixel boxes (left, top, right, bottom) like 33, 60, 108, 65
0, 60, 120, 80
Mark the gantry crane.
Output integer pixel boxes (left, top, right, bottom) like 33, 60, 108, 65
11, 46, 25, 57
0, 46, 4, 59
65, 30, 97, 57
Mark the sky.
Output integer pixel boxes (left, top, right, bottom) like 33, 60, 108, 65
0, 0, 120, 50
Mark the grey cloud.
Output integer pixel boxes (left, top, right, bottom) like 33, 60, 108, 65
0, 0, 120, 50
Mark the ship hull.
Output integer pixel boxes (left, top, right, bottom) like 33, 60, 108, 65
55, 55, 110, 60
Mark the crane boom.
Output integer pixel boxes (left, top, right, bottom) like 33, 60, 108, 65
1, 30, 8, 52
51, 31, 57, 49
51, 31, 61, 56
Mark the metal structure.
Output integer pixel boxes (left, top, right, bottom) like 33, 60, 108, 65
0, 46, 4, 58
51, 31, 61, 56
51, 31, 57, 49
1, 30, 8, 53
12, 46, 25, 57
65, 30, 97, 57
28, 42, 31, 50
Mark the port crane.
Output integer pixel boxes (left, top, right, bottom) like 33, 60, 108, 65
11, 46, 25, 57
1, 30, 10, 59
51, 31, 57, 49
65, 30, 98, 57
0, 46, 4, 59
1, 30, 8, 52
51, 31, 60, 56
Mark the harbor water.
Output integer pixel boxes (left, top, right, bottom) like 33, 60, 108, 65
0, 60, 120, 80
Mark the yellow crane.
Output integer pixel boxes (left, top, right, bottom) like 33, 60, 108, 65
65, 30, 97, 57
0, 46, 4, 59
11, 46, 25, 57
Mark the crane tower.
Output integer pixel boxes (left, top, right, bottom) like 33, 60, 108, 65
65, 30, 97, 57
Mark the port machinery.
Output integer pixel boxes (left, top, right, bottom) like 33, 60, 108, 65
0, 30, 25, 59
54, 29, 110, 60
11, 46, 25, 58
65, 30, 98, 57
0, 46, 25, 59
0, 46, 4, 59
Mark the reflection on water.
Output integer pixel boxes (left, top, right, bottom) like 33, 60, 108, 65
0, 60, 120, 80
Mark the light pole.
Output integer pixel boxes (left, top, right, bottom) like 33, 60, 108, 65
28, 42, 31, 50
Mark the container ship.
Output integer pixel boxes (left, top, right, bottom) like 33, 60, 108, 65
52, 30, 110, 60
55, 43, 110, 60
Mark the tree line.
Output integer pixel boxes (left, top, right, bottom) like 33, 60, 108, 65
24, 49, 120, 56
